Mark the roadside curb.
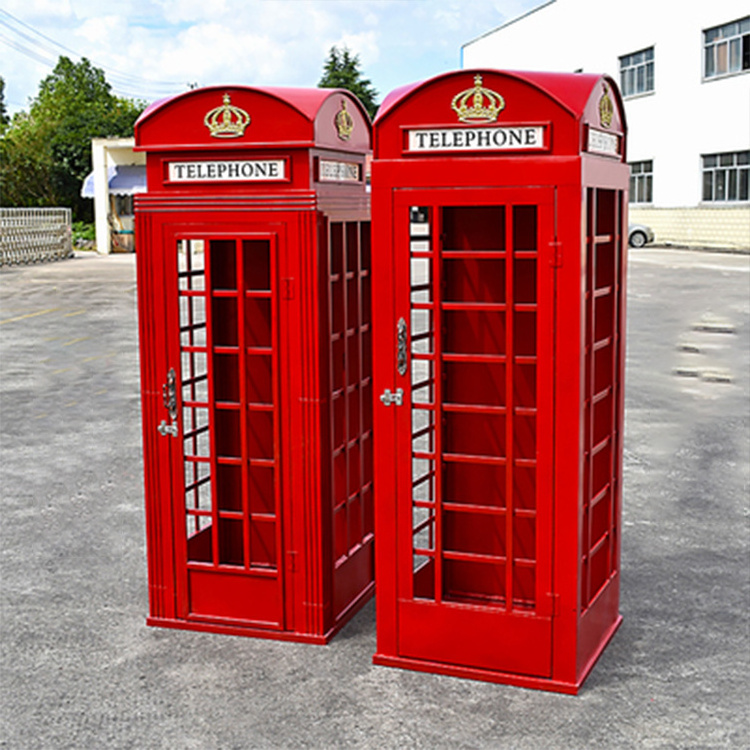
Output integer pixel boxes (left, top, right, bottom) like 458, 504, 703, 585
644, 243, 750, 256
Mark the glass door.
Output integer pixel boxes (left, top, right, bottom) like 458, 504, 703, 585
391, 188, 556, 677
169, 234, 285, 628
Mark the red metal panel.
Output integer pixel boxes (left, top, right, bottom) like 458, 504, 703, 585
398, 601, 551, 677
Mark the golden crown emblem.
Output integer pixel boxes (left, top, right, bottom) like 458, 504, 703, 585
335, 100, 355, 141
451, 75, 505, 124
204, 94, 251, 138
599, 84, 614, 129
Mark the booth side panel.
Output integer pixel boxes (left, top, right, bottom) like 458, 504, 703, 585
327, 216, 375, 626
550, 183, 585, 686
576, 180, 627, 680
283, 210, 327, 638
135, 209, 177, 621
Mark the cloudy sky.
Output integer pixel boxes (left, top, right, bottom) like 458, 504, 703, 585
1, 0, 541, 116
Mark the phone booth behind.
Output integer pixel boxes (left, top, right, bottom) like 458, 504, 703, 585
134, 86, 373, 643
371, 70, 628, 692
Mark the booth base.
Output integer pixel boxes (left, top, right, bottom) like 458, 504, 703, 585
373, 614, 622, 696
147, 580, 374, 645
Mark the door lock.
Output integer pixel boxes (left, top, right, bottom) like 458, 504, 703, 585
380, 388, 404, 407
158, 367, 179, 438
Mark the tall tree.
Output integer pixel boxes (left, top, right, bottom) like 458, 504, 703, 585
318, 46, 378, 120
0, 76, 9, 133
0, 57, 144, 220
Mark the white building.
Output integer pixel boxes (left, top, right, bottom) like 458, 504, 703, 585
462, 0, 749, 250
81, 138, 146, 254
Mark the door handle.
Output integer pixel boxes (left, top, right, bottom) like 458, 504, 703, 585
380, 388, 404, 407
158, 367, 179, 438
397, 317, 408, 376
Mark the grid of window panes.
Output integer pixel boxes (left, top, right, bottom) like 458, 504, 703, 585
704, 17, 750, 79
619, 48, 654, 97
629, 161, 653, 204
702, 151, 750, 202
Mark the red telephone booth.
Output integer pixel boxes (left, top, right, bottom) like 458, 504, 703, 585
371, 70, 628, 692
134, 86, 374, 643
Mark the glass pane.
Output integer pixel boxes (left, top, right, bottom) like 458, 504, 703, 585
717, 41, 728, 74
715, 170, 726, 200
637, 66, 645, 93
702, 171, 713, 201
728, 170, 738, 200
739, 169, 749, 201
730, 38, 741, 71
705, 46, 715, 77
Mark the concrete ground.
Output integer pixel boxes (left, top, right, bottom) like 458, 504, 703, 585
1, 247, 748, 749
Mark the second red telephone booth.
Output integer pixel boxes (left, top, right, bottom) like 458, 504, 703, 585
371, 70, 628, 692
134, 85, 373, 643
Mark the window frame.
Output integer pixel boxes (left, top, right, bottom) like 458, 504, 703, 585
703, 17, 750, 81
619, 46, 655, 98
701, 151, 750, 203
628, 160, 654, 205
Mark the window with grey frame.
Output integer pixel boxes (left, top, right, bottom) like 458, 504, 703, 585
619, 48, 654, 97
704, 17, 750, 79
702, 151, 749, 202
629, 161, 653, 204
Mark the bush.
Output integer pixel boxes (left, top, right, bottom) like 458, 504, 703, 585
72, 221, 95, 245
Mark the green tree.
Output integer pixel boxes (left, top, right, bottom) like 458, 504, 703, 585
0, 57, 144, 220
0, 76, 9, 133
318, 46, 378, 120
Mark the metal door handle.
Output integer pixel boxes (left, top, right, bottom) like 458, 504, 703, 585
158, 420, 179, 437
158, 367, 179, 438
380, 388, 404, 407
397, 317, 408, 376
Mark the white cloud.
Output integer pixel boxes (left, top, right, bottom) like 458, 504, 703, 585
1, 0, 543, 114
2, 0, 72, 20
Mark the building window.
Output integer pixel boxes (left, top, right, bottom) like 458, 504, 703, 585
629, 161, 653, 203
704, 17, 750, 79
702, 151, 750, 202
619, 48, 654, 97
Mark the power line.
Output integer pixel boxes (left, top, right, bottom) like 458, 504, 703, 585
0, 9, 187, 98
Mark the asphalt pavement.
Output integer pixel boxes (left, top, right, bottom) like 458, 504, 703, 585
0, 247, 748, 749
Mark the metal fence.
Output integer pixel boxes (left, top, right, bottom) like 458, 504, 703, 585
0, 208, 74, 267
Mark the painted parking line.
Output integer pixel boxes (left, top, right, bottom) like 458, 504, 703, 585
63, 336, 91, 346
0, 308, 60, 325
63, 309, 87, 318
82, 352, 117, 362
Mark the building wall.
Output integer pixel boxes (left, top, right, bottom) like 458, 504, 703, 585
91, 138, 146, 255
462, 0, 749, 248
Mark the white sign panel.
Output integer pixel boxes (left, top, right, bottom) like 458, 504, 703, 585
407, 126, 546, 152
168, 159, 286, 182
319, 160, 361, 183
587, 129, 620, 157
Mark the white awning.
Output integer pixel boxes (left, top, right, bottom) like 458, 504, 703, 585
81, 165, 146, 198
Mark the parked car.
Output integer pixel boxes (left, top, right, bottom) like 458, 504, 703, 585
628, 223, 654, 248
